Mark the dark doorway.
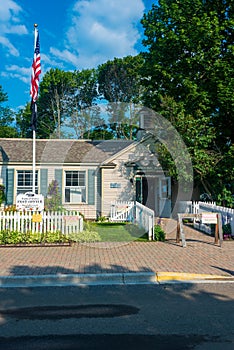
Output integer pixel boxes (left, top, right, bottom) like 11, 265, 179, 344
135, 174, 148, 205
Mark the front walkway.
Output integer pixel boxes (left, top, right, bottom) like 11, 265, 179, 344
0, 221, 233, 278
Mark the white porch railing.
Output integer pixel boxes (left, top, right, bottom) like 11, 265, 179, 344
135, 202, 155, 240
0, 211, 83, 235
110, 201, 155, 240
178, 201, 234, 235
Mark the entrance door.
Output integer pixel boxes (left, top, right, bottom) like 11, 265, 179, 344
135, 174, 148, 205
159, 177, 171, 218
135, 175, 156, 212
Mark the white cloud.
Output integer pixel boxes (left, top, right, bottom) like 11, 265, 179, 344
0, 0, 28, 56
0, 36, 19, 56
1, 64, 30, 83
0, 0, 22, 21
41, 53, 65, 68
50, 0, 145, 69
3, 24, 27, 35
5, 64, 29, 74
49, 48, 79, 67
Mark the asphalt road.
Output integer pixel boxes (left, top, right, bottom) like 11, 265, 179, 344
0, 283, 233, 349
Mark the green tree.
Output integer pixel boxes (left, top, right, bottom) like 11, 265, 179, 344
83, 122, 139, 140
141, 0, 234, 205
37, 68, 74, 138
98, 55, 144, 103
15, 102, 32, 138
0, 85, 18, 138
83, 124, 113, 140
97, 56, 145, 140
63, 69, 102, 138
37, 68, 100, 139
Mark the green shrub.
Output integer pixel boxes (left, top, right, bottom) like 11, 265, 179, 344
0, 184, 6, 205
44, 180, 64, 211
154, 225, 166, 241
26, 232, 42, 244
0, 230, 27, 244
223, 223, 231, 235
96, 215, 107, 222
41, 231, 68, 243
0, 230, 69, 245
69, 230, 101, 243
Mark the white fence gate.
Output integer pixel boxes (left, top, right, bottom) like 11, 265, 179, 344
110, 201, 155, 240
0, 211, 83, 235
110, 201, 134, 222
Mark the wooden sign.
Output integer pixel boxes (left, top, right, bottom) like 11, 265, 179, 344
201, 212, 217, 224
63, 215, 80, 225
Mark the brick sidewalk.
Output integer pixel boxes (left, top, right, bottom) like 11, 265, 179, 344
0, 223, 233, 278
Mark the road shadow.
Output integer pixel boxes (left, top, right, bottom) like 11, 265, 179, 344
8, 263, 154, 276
210, 266, 234, 276
165, 237, 219, 247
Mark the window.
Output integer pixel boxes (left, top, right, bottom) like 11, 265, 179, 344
17, 170, 38, 194
65, 171, 86, 203
160, 178, 171, 199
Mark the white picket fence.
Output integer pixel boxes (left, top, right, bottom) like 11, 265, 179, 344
110, 201, 155, 240
178, 201, 234, 235
0, 211, 83, 235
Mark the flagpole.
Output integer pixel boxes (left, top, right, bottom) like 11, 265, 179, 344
32, 25, 37, 194
32, 109, 36, 194
30, 23, 41, 194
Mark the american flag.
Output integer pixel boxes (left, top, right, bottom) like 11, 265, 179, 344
30, 29, 41, 102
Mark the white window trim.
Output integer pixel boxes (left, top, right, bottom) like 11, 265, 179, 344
64, 170, 87, 204
16, 169, 39, 195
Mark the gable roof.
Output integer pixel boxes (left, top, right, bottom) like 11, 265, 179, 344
0, 138, 135, 165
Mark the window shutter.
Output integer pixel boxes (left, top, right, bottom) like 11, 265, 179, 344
54, 169, 63, 195
6, 168, 14, 205
88, 169, 95, 205
40, 169, 48, 196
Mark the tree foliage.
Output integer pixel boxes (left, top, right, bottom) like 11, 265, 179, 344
15, 102, 32, 138
37, 68, 74, 138
97, 55, 144, 103
36, 68, 100, 139
62, 69, 102, 138
83, 122, 139, 140
141, 0, 234, 205
0, 85, 18, 138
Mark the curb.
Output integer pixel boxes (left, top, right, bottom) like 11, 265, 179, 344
0, 272, 233, 288
156, 272, 234, 283
0, 272, 157, 288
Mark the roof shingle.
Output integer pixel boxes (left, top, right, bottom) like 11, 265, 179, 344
0, 138, 134, 164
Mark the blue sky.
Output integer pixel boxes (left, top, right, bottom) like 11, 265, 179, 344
0, 0, 156, 111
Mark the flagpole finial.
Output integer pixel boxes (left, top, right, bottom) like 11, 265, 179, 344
34, 23, 38, 28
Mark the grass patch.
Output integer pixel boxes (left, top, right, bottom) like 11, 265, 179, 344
89, 222, 148, 242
